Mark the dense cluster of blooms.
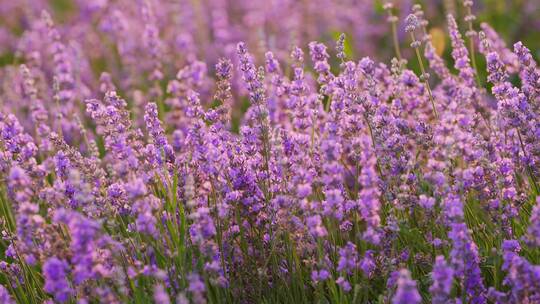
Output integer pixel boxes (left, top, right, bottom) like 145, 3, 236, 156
0, 0, 540, 303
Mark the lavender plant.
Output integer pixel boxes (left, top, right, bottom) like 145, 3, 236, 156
0, 1, 539, 303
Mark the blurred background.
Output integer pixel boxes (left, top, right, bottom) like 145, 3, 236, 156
0, 0, 538, 114
0, 0, 539, 63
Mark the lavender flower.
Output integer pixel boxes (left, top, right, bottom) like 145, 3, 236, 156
357, 134, 381, 244
237, 42, 266, 106
430, 256, 454, 304
336, 33, 346, 61
527, 197, 540, 246
153, 284, 170, 304
144, 102, 174, 165
514, 41, 540, 102
43, 257, 72, 303
502, 240, 540, 302
336, 276, 352, 292
306, 215, 327, 238
311, 269, 330, 283
449, 222, 486, 303
214, 58, 233, 122
480, 23, 518, 73
308, 41, 333, 93
0, 4, 538, 303
447, 14, 476, 87
392, 269, 422, 304
188, 273, 206, 304
337, 242, 358, 274
405, 14, 420, 33
0, 285, 14, 304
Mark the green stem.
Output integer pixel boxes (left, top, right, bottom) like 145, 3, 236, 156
410, 32, 439, 120
465, 6, 482, 87
390, 19, 403, 61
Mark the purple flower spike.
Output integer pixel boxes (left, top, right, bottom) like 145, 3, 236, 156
392, 269, 422, 304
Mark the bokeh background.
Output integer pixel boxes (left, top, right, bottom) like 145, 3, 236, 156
0, 0, 538, 129
1, 0, 538, 65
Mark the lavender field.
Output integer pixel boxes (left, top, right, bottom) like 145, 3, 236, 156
1, 0, 540, 303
